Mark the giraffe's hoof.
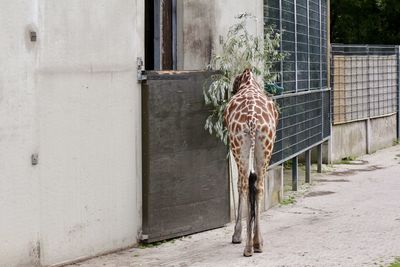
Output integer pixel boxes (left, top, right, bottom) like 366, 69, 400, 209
253, 245, 263, 253
232, 235, 242, 244
243, 247, 253, 257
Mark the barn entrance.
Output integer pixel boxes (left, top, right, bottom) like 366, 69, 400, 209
141, 2, 230, 243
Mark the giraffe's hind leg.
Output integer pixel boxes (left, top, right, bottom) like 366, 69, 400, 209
244, 172, 256, 257
230, 133, 251, 251
232, 177, 244, 244
231, 133, 251, 245
252, 133, 273, 253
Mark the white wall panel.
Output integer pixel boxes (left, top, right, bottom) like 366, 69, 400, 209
0, 1, 40, 266
0, 0, 144, 266
36, 1, 144, 265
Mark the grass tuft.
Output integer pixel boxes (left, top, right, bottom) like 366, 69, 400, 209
388, 257, 400, 267
139, 237, 179, 249
280, 195, 296, 205
340, 156, 357, 164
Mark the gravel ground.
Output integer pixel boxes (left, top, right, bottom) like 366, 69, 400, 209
67, 145, 400, 267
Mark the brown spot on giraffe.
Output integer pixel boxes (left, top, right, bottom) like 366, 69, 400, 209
233, 138, 240, 147
239, 114, 247, 123
268, 131, 273, 139
224, 69, 279, 257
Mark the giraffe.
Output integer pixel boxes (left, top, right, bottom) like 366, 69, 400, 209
224, 68, 279, 257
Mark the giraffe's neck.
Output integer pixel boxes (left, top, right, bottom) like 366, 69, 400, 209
240, 70, 262, 94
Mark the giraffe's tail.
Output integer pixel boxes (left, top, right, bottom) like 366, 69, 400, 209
248, 120, 257, 223
249, 172, 257, 223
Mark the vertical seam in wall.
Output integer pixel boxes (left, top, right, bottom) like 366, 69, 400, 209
367, 118, 370, 154
33, 0, 43, 264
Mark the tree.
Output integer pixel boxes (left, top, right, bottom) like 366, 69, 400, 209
331, 0, 400, 44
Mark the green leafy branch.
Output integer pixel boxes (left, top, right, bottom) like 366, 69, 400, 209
203, 13, 285, 145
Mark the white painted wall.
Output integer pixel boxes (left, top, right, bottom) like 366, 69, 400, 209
0, 1, 144, 266
0, 1, 40, 266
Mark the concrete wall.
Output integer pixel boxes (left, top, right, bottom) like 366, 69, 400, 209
0, 1, 144, 266
331, 120, 367, 162
0, 1, 40, 266
370, 115, 397, 153
330, 115, 397, 162
177, 0, 264, 70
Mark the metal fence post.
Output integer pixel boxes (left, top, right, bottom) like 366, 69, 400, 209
397, 46, 400, 141
317, 144, 322, 173
305, 149, 311, 183
319, 0, 323, 89
279, 0, 283, 87
292, 157, 298, 191
294, 0, 298, 92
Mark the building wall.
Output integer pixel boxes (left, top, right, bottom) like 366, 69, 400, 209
0, 1, 144, 266
177, 0, 264, 70
0, 1, 40, 266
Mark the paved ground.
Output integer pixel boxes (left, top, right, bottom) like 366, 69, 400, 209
68, 145, 400, 267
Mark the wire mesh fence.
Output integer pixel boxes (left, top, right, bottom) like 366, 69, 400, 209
264, 0, 330, 166
265, 0, 327, 93
331, 44, 399, 125
270, 90, 330, 166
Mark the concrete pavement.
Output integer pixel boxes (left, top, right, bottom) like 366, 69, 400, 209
67, 145, 400, 267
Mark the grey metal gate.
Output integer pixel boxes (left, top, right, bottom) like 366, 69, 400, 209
141, 71, 230, 243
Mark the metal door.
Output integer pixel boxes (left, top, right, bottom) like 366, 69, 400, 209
142, 71, 230, 242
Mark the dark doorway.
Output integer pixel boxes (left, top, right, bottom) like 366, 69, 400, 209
145, 0, 177, 70
145, 0, 155, 70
